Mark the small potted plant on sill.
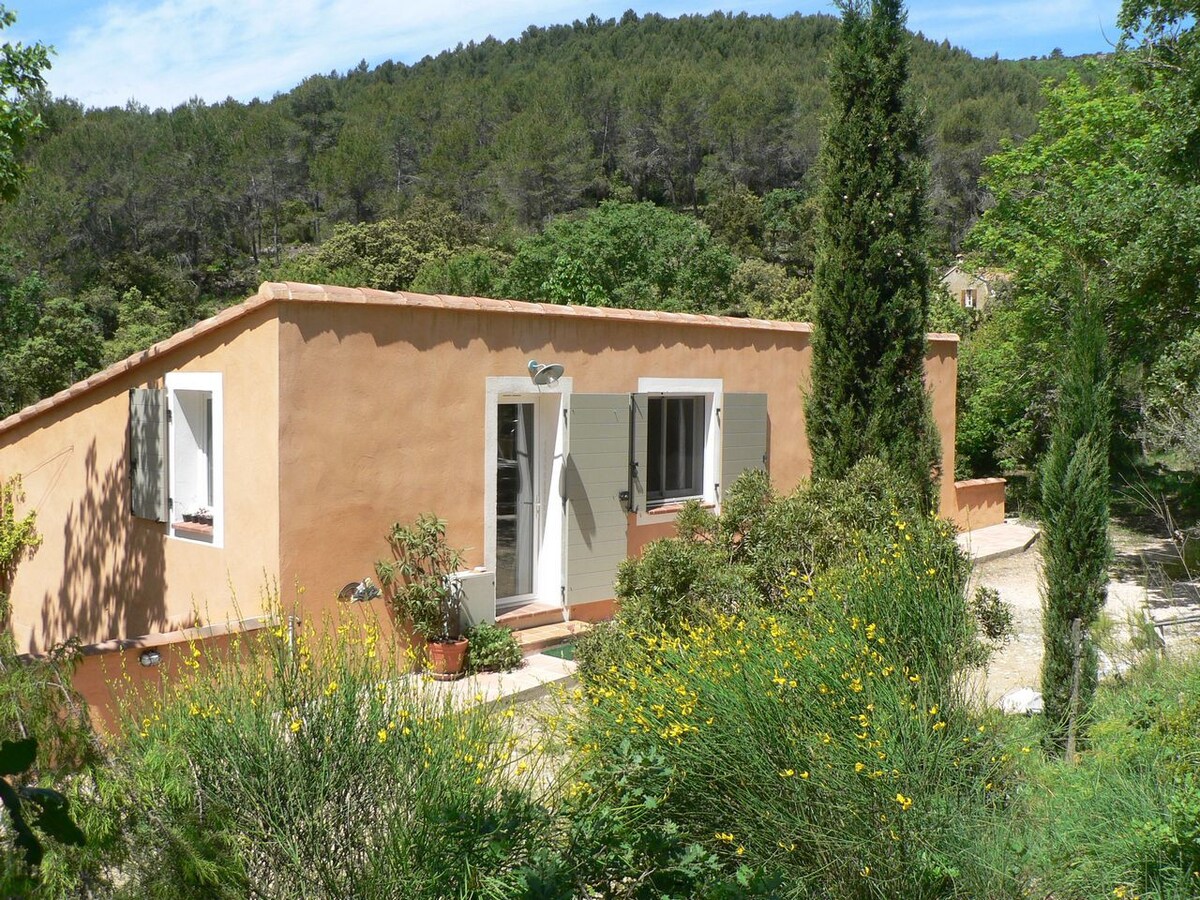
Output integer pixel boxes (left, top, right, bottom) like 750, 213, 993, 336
375, 514, 468, 680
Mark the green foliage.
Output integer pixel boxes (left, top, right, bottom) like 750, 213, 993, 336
0, 12, 1077, 416
970, 585, 1015, 645
375, 513, 467, 643
464, 621, 523, 674
0, 297, 102, 418
615, 537, 757, 629
100, 288, 175, 365
955, 293, 1048, 475
0, 738, 86, 883
967, 9, 1200, 473
927, 286, 973, 336
273, 199, 478, 292
998, 655, 1200, 898
410, 246, 511, 297
0, 6, 49, 203
500, 201, 739, 312
613, 461, 985, 692
1141, 326, 1200, 469
806, 0, 937, 506
570, 604, 1013, 897
0, 474, 38, 597
105, 615, 550, 898
518, 738, 751, 897
1039, 298, 1113, 749
732, 258, 813, 321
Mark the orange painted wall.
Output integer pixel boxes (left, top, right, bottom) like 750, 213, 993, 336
0, 309, 281, 655
924, 334, 960, 517
274, 300, 814, 625
952, 478, 1007, 530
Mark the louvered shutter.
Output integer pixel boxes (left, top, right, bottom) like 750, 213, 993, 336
719, 392, 768, 502
129, 388, 169, 522
564, 394, 629, 606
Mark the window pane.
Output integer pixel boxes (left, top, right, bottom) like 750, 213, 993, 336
647, 395, 703, 501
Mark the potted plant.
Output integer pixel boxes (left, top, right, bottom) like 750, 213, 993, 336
375, 514, 469, 680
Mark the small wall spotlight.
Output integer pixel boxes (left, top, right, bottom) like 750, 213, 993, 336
138, 649, 162, 668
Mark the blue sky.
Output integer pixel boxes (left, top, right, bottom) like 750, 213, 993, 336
9, 1, 1124, 111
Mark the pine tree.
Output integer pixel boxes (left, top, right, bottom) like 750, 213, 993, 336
1039, 294, 1111, 751
805, 0, 936, 502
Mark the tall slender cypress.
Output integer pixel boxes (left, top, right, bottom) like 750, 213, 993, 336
1040, 293, 1111, 750
805, 0, 936, 502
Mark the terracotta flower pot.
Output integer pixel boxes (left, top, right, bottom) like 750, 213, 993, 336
428, 638, 469, 681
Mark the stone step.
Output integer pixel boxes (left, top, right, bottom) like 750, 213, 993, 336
496, 600, 564, 632
513, 620, 593, 656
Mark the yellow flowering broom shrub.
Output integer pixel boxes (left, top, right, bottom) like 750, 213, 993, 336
109, 608, 549, 898
569, 560, 1014, 898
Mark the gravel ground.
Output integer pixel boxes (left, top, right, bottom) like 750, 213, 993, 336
969, 523, 1200, 707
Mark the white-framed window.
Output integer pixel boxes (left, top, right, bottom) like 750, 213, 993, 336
166, 372, 223, 546
637, 377, 721, 517
961, 289, 976, 309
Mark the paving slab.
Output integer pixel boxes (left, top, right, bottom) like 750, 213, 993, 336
401, 652, 577, 710
957, 520, 1040, 563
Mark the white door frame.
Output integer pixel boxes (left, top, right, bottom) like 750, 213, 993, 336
484, 376, 571, 609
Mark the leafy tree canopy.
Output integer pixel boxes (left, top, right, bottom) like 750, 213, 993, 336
500, 201, 739, 312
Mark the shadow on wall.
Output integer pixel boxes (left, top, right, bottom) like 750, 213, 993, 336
36, 436, 167, 652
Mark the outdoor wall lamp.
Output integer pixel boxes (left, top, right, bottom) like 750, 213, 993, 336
528, 359, 565, 386
138, 649, 162, 667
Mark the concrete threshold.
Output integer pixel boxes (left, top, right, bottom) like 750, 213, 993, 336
957, 520, 1040, 563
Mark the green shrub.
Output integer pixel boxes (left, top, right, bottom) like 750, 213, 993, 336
107, 612, 550, 898
465, 621, 523, 674
999, 656, 1200, 898
568, 603, 1012, 898
615, 537, 757, 630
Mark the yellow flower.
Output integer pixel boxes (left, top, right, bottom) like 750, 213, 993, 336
779, 769, 795, 778
860, 866, 871, 877
927, 704, 938, 716
290, 719, 302, 733
377, 729, 388, 743
855, 762, 866, 772
735, 845, 745, 856
909, 674, 921, 684
715, 832, 735, 842
895, 793, 913, 811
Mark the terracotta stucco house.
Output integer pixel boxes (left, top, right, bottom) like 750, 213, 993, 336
0, 282, 1003, 715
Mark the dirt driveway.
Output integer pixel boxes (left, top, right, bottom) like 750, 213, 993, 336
969, 524, 1200, 706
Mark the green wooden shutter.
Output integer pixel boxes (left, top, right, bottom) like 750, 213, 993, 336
629, 392, 649, 515
564, 394, 630, 606
719, 392, 768, 502
129, 388, 169, 522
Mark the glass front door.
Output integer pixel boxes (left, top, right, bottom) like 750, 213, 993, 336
496, 402, 536, 600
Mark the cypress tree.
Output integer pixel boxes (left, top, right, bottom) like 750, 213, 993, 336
1039, 294, 1111, 751
805, 0, 936, 503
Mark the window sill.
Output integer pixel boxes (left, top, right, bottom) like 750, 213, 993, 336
646, 500, 713, 517
173, 521, 214, 540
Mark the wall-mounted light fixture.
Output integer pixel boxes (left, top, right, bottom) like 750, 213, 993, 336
528, 359, 565, 386
138, 649, 162, 668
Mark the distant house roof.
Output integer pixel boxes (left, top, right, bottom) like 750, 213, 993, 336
0, 282, 814, 438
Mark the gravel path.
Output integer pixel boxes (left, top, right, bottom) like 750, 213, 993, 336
969, 524, 1200, 707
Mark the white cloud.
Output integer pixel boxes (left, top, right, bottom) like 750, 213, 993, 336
906, 0, 1122, 55
40, 0, 1123, 110
47, 0, 638, 109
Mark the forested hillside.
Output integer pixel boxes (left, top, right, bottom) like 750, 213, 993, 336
0, 10, 1082, 418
